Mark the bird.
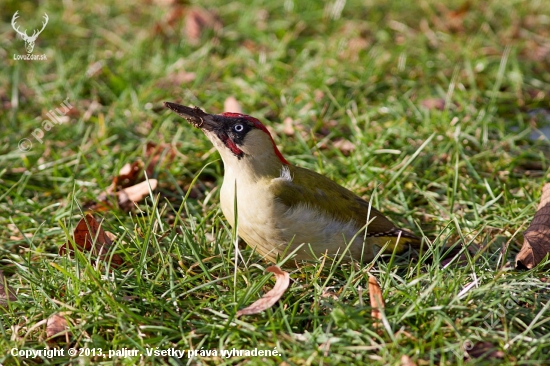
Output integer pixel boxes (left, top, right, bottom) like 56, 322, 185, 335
165, 102, 421, 263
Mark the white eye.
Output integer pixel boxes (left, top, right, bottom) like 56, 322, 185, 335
234, 124, 244, 132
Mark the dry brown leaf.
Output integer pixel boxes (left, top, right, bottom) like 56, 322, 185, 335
242, 39, 260, 52
59, 214, 123, 266
333, 138, 356, 155
0, 270, 17, 306
94, 146, 162, 211
118, 163, 133, 177
236, 266, 290, 317
82, 100, 101, 122
106, 141, 172, 189
173, 70, 197, 84
145, 142, 177, 177
8, 224, 33, 241
283, 117, 295, 136
400, 355, 417, 366
317, 119, 339, 138
117, 179, 158, 211
116, 160, 143, 188
91, 141, 170, 212
97, 178, 157, 212
368, 275, 385, 326
153, 4, 185, 36
314, 90, 325, 102
158, 70, 196, 87
434, 1, 470, 33
340, 37, 369, 61
185, 7, 222, 44
321, 286, 338, 300
449, 1, 471, 17
121, 295, 140, 302
466, 341, 505, 360
105, 231, 117, 242
224, 96, 242, 113
516, 183, 550, 269
421, 98, 446, 111
152, 0, 177, 6
46, 313, 71, 342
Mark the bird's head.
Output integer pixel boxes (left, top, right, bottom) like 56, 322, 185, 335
165, 102, 289, 177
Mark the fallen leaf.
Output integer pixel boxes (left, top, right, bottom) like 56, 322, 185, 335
115, 160, 143, 189
283, 117, 295, 136
236, 266, 290, 316
242, 39, 260, 52
446, 2, 471, 33
86, 61, 104, 78
145, 142, 177, 177
224, 96, 243, 113
421, 98, 446, 111
368, 275, 384, 326
448, 1, 471, 19
0, 270, 17, 307
153, 4, 185, 36
466, 341, 505, 360
314, 90, 325, 102
157, 70, 196, 87
105, 231, 117, 242
82, 100, 102, 122
97, 179, 157, 212
340, 37, 369, 61
185, 7, 222, 44
317, 119, 339, 137
522, 41, 550, 63
516, 183, 550, 269
152, 0, 177, 6
400, 355, 417, 366
121, 295, 140, 302
119, 163, 135, 176
94, 148, 162, 211
433, 1, 470, 33
173, 70, 197, 84
117, 179, 158, 211
7, 223, 33, 241
46, 313, 71, 343
333, 138, 356, 155
59, 214, 123, 266
321, 286, 338, 300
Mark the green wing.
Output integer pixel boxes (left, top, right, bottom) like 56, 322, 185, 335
269, 165, 398, 234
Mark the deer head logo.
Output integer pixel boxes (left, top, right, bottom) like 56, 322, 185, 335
11, 11, 49, 54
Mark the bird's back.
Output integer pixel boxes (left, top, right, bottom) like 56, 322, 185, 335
260, 165, 420, 262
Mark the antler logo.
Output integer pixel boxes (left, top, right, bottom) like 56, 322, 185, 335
11, 11, 49, 54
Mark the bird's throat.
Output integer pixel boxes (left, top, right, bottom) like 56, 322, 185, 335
220, 133, 244, 158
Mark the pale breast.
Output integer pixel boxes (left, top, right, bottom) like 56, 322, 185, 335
273, 201, 371, 260
221, 185, 375, 261
220, 175, 286, 260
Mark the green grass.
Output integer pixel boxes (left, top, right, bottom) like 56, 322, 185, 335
1, 0, 550, 364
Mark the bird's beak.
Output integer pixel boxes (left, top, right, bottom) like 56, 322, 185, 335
164, 102, 218, 131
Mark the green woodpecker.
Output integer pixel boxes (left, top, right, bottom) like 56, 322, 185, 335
165, 102, 420, 263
